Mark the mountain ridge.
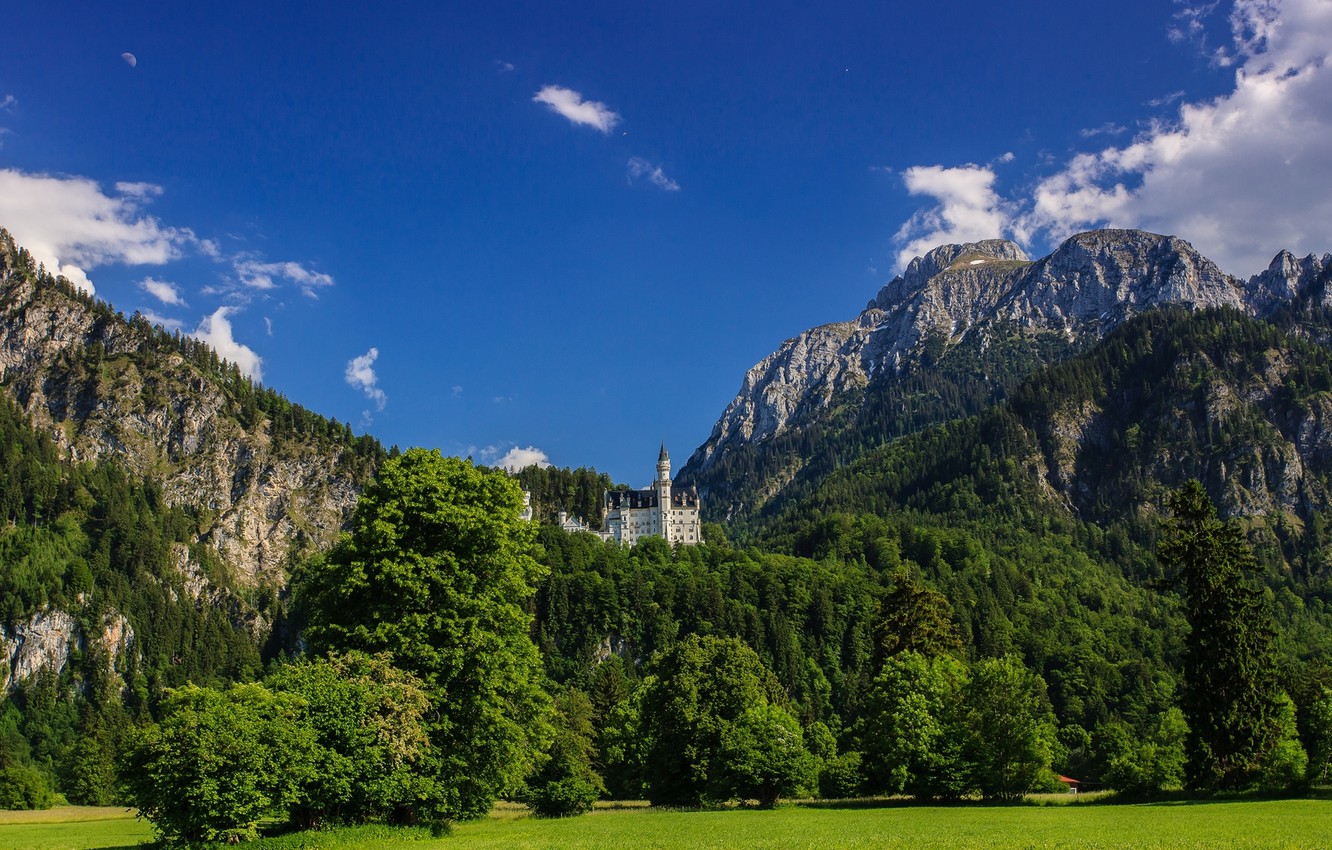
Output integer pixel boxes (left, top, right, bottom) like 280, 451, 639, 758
681, 229, 1332, 522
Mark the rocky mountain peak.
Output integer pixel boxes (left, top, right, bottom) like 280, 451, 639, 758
870, 238, 1029, 311
685, 229, 1329, 490
1245, 248, 1330, 313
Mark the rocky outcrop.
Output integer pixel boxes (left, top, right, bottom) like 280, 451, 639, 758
1, 608, 138, 694
0, 232, 370, 589
686, 230, 1331, 477
0, 610, 79, 692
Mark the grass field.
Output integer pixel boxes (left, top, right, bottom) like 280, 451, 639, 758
4, 797, 1331, 850
0, 806, 151, 850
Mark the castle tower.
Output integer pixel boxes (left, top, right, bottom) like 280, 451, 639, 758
656, 442, 672, 538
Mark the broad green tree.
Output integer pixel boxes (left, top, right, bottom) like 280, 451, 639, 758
966, 655, 1059, 800
1158, 481, 1293, 789
716, 703, 818, 807
862, 651, 973, 800
264, 652, 431, 827
295, 449, 551, 820
120, 683, 314, 845
638, 635, 787, 806
1101, 708, 1188, 794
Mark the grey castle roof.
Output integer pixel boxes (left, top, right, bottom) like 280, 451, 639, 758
605, 484, 699, 511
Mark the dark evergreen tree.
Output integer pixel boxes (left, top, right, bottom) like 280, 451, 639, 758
1158, 480, 1292, 789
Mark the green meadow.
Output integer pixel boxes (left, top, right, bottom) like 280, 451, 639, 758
5, 798, 1332, 850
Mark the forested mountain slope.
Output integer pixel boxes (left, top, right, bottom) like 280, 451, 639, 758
0, 228, 385, 803
0, 229, 384, 590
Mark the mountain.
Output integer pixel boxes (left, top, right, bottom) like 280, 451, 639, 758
0, 228, 385, 704
0, 229, 382, 589
679, 229, 1332, 524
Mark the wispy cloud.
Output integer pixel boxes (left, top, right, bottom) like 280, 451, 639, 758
894, 0, 1332, 276
235, 259, 334, 298
0, 95, 15, 111
192, 307, 262, 381
1168, 2, 1221, 47
139, 309, 184, 332
627, 157, 681, 191
1148, 89, 1187, 107
533, 85, 620, 133
483, 444, 552, 472
496, 59, 515, 72
140, 277, 186, 306
345, 347, 387, 412
1079, 122, 1128, 138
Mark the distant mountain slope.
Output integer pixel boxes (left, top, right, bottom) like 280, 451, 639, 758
0, 228, 383, 589
760, 307, 1332, 594
680, 229, 1331, 524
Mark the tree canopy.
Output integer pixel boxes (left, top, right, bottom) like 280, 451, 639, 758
295, 449, 551, 821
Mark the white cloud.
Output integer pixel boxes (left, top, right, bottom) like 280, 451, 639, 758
191, 307, 262, 381
892, 164, 1017, 269
896, 0, 1332, 276
627, 157, 681, 191
485, 445, 552, 472
235, 259, 334, 297
451, 385, 463, 397
139, 310, 184, 332
0, 95, 15, 111
496, 60, 516, 72
139, 276, 186, 306
533, 85, 620, 133
0, 169, 194, 294
345, 347, 387, 411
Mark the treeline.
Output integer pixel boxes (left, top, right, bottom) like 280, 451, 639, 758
513, 465, 622, 529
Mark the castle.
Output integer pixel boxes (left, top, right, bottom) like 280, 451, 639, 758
602, 444, 702, 546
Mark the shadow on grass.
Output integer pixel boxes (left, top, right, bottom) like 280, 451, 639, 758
797, 786, 1332, 811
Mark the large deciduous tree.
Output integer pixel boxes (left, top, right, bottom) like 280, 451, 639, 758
120, 683, 314, 845
1158, 480, 1297, 790
862, 651, 972, 800
264, 651, 432, 828
295, 449, 551, 821
638, 634, 796, 806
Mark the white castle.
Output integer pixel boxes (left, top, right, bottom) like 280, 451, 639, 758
602, 444, 702, 547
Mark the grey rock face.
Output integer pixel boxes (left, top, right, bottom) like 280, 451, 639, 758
689, 229, 1327, 475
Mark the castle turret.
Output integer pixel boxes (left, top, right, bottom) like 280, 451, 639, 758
657, 442, 671, 482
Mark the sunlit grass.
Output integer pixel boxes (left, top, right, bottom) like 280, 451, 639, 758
0, 806, 150, 850
5, 797, 1331, 850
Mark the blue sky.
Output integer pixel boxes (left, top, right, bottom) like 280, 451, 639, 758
2, 0, 1330, 483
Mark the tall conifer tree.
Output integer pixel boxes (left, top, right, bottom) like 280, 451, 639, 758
1159, 480, 1285, 789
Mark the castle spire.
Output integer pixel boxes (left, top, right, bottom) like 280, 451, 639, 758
657, 441, 671, 483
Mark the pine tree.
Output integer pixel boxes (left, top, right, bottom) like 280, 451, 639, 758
1158, 480, 1291, 789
